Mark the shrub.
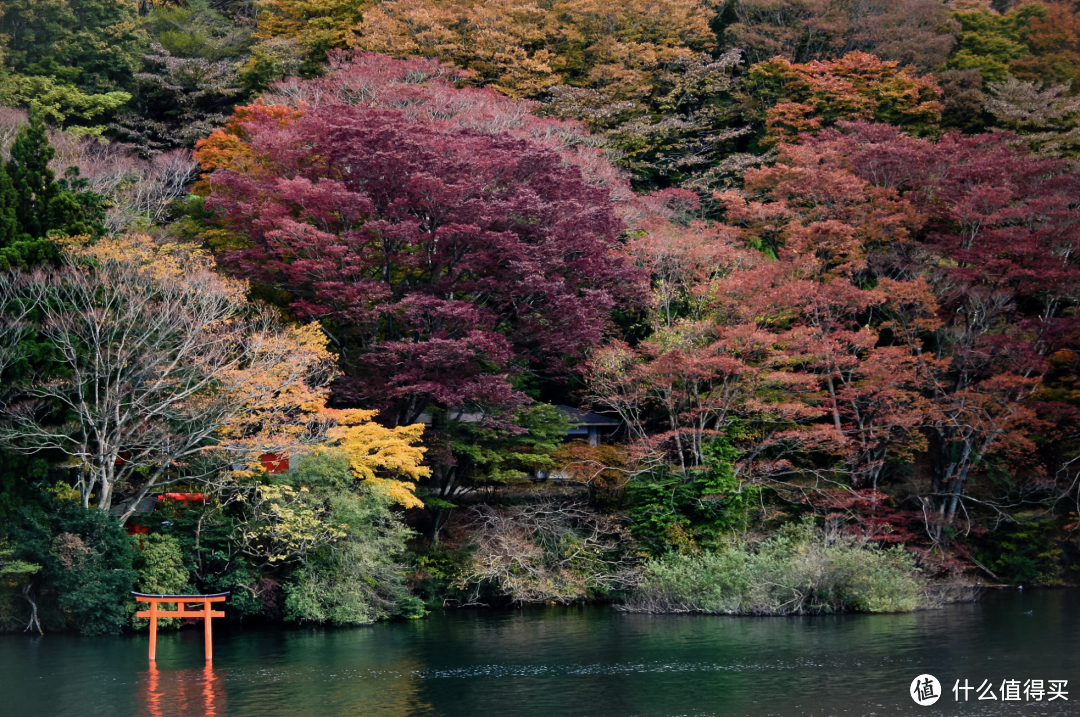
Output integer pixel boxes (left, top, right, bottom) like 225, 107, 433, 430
978, 513, 1065, 587
626, 432, 759, 554
624, 521, 925, 615
129, 534, 192, 630
281, 450, 418, 625
11, 495, 136, 635
453, 500, 639, 605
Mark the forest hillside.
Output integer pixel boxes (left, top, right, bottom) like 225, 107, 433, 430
2, 0, 1080, 633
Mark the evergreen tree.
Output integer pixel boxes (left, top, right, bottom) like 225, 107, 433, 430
6, 110, 60, 243
0, 0, 147, 94
0, 110, 105, 270
0, 166, 18, 248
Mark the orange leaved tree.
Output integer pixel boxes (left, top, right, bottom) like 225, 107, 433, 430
742, 51, 943, 146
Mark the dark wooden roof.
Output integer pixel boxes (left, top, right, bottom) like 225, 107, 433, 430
131, 592, 231, 599
556, 405, 620, 426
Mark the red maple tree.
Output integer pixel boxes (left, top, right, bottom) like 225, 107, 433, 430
196, 58, 647, 429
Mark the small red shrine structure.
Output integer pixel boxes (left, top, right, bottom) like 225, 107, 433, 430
132, 592, 229, 662
259, 453, 290, 474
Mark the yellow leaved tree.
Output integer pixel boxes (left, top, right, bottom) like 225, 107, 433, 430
214, 326, 430, 509
214, 336, 431, 509
324, 410, 429, 508
227, 398, 428, 567
254, 0, 371, 53
352, 0, 718, 101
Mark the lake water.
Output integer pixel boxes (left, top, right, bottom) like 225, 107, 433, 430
1, 589, 1076, 717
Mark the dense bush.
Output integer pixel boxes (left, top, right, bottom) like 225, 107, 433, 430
452, 500, 639, 605
625, 522, 925, 615
11, 493, 136, 635
278, 450, 420, 625
978, 513, 1065, 587
626, 433, 758, 554
129, 534, 192, 630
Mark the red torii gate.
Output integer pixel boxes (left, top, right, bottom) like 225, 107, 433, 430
132, 592, 229, 662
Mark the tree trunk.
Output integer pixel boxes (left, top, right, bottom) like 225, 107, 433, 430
22, 583, 42, 635
826, 376, 842, 433
428, 507, 451, 546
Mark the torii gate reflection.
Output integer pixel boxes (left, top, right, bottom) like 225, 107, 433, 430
143, 663, 225, 717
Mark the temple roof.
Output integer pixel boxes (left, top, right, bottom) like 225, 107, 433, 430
556, 405, 620, 426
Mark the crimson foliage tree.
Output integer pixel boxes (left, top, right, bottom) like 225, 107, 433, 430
799, 122, 1080, 535
197, 94, 643, 433
262, 51, 632, 202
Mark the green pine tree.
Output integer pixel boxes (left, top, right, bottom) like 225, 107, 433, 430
0, 110, 106, 270
0, 165, 18, 248
6, 110, 60, 243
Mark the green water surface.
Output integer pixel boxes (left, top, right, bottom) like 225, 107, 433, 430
1, 589, 1076, 717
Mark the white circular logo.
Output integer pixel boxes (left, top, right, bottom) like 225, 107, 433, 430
910, 674, 942, 706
